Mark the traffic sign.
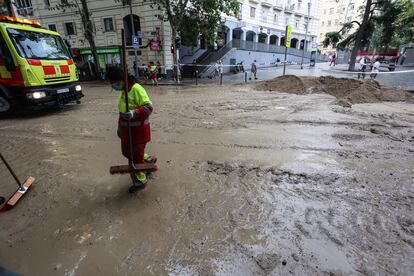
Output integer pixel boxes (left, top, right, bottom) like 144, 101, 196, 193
137, 31, 145, 38
132, 35, 140, 49
285, 25, 292, 48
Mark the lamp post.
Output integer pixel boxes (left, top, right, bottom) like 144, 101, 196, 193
300, 1, 311, 69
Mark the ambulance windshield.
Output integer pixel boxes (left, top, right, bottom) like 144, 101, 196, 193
7, 28, 71, 60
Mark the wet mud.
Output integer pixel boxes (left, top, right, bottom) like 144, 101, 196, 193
0, 83, 413, 275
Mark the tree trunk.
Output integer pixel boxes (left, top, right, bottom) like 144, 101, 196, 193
4, 0, 14, 16
171, 27, 181, 82
80, 0, 101, 80
348, 0, 372, 71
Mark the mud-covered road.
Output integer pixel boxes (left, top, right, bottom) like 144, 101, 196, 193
1, 83, 413, 275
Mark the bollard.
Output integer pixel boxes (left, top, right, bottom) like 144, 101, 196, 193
245, 71, 247, 83
196, 70, 198, 85
220, 73, 223, 85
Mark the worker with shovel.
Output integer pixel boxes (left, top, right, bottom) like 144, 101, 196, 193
108, 68, 156, 193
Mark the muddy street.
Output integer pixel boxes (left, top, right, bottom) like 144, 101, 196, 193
0, 82, 413, 275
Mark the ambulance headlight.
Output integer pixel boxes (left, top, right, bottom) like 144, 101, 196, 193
27, 91, 46, 99
75, 85, 82, 92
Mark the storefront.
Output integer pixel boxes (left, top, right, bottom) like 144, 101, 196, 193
80, 47, 121, 71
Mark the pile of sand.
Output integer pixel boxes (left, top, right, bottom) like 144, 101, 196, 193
255, 75, 414, 106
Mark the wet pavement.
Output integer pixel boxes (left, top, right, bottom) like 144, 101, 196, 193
0, 83, 413, 275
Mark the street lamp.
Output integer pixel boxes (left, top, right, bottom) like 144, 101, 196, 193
300, 1, 311, 69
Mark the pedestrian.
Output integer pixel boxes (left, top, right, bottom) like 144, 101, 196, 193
370, 58, 381, 79
329, 53, 336, 66
149, 62, 158, 86
212, 60, 220, 79
400, 52, 407, 65
358, 56, 367, 80
107, 67, 157, 193
156, 61, 162, 80
218, 59, 224, 75
249, 60, 258, 80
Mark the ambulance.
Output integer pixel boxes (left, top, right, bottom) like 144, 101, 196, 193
0, 16, 83, 116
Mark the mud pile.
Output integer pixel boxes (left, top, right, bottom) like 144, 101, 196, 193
256, 75, 414, 106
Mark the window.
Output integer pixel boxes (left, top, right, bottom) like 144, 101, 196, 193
15, 0, 33, 16
347, 16, 352, 22
274, 14, 278, 23
44, 0, 50, 6
321, 21, 325, 27
65, 22, 76, 35
329, 8, 334, 14
103, 18, 114, 32
261, 9, 268, 21
327, 20, 331, 26
285, 17, 290, 26
335, 19, 339, 25
250, 7, 256, 18
48, 24, 57, 32
61, 0, 68, 4
7, 28, 71, 60
349, 4, 355, 10
295, 19, 299, 28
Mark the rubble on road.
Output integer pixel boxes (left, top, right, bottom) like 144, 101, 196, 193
256, 75, 414, 106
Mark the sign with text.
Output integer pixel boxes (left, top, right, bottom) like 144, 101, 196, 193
132, 35, 140, 49
285, 25, 292, 48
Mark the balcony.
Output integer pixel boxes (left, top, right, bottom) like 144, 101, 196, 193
261, 1, 272, 8
284, 4, 295, 14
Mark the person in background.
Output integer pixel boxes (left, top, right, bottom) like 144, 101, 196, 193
249, 60, 258, 80
400, 51, 407, 65
156, 61, 162, 80
329, 53, 336, 66
358, 56, 367, 80
149, 62, 158, 86
370, 58, 381, 79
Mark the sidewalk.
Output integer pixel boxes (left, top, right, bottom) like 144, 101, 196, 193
150, 62, 414, 91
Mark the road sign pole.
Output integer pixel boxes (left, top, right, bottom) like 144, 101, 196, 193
129, 2, 139, 79
283, 25, 292, 76
301, 1, 311, 69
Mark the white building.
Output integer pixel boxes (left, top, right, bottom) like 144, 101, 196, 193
14, 0, 174, 75
223, 0, 321, 51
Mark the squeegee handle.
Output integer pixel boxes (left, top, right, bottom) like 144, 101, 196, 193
121, 30, 135, 169
0, 152, 22, 188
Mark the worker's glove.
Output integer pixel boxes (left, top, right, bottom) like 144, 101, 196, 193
121, 110, 135, 120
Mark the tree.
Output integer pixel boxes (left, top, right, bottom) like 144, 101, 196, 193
145, 0, 240, 80
50, 0, 101, 80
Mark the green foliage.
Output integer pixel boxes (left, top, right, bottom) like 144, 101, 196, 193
323, 32, 342, 48
146, 0, 240, 44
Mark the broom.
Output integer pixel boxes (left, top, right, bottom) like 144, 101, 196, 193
0, 152, 35, 211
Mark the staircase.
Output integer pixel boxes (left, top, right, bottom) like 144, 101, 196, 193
181, 42, 234, 78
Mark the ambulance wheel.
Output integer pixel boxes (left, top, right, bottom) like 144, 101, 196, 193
0, 92, 16, 117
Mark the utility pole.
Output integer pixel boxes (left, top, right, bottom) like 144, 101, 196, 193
129, 1, 139, 79
300, 1, 311, 69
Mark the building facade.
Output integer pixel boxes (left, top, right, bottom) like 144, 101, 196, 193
317, 0, 366, 53
223, 0, 321, 51
21, 0, 173, 75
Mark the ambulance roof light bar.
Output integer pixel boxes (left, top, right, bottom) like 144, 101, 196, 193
0, 16, 42, 28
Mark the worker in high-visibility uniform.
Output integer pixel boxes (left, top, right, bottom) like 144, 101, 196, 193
149, 61, 158, 86
108, 68, 156, 193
